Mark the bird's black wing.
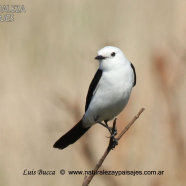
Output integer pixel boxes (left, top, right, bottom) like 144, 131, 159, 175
85, 69, 102, 112
130, 63, 136, 87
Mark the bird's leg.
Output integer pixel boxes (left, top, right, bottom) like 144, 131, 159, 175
104, 120, 113, 134
95, 117, 118, 150
108, 118, 118, 150
104, 120, 117, 138
96, 120, 112, 134
110, 119, 117, 137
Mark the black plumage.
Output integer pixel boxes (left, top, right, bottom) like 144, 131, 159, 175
85, 69, 102, 111
53, 120, 89, 149
130, 63, 136, 87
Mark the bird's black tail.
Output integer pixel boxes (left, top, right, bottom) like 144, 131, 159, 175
53, 119, 90, 150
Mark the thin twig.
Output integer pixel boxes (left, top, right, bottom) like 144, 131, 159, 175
82, 108, 145, 186
116, 108, 145, 141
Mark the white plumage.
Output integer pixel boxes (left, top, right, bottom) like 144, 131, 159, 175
83, 46, 135, 126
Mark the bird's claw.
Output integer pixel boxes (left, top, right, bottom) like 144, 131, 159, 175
109, 137, 118, 149
109, 128, 118, 150
110, 128, 117, 137
96, 118, 118, 150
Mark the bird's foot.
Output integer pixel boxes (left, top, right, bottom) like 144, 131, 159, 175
108, 118, 118, 150
109, 136, 118, 150
96, 118, 118, 150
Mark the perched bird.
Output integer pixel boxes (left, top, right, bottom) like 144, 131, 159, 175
53, 46, 136, 150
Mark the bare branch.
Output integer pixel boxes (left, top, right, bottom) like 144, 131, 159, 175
116, 108, 145, 141
82, 108, 145, 186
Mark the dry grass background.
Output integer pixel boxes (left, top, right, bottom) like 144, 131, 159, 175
0, 0, 186, 186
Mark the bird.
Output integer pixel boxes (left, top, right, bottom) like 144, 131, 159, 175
53, 46, 136, 150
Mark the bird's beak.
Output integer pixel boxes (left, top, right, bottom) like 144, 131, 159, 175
95, 55, 106, 60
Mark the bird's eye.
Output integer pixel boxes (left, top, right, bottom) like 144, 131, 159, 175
111, 52, 115, 57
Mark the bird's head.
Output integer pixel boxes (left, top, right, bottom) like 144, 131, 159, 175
95, 46, 128, 71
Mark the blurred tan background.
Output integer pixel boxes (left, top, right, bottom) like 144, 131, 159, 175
0, 0, 186, 186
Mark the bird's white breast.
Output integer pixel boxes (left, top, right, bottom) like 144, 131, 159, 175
83, 63, 133, 126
